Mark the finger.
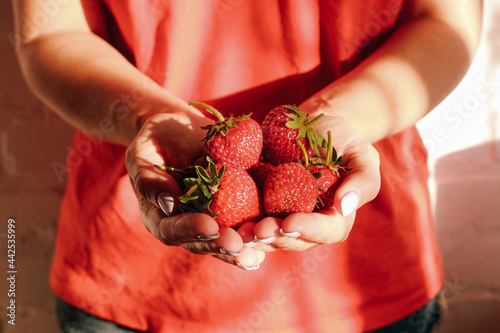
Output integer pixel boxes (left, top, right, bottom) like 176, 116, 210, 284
334, 142, 381, 216
281, 208, 356, 244
237, 222, 258, 247
182, 226, 243, 256
254, 216, 280, 240
253, 216, 280, 250
214, 227, 244, 255
239, 221, 280, 252
208, 246, 265, 269
125, 130, 184, 217
254, 216, 318, 251
143, 203, 220, 245
232, 247, 266, 270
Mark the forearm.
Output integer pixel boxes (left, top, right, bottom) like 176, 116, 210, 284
303, 4, 482, 143
15, 30, 203, 145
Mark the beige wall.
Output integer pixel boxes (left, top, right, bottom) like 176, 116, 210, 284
0, 0, 498, 332
0, 0, 74, 332
418, 0, 500, 331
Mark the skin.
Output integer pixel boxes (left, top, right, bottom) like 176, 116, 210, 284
12, 0, 482, 268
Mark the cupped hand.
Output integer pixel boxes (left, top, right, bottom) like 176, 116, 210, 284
125, 108, 264, 269
241, 114, 381, 252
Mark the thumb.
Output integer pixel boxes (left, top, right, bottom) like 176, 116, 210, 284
125, 133, 183, 217
334, 142, 381, 217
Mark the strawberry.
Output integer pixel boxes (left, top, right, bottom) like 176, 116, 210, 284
310, 164, 340, 209
246, 162, 277, 193
310, 131, 349, 210
179, 159, 263, 228
190, 102, 262, 169
261, 105, 324, 166
263, 162, 318, 218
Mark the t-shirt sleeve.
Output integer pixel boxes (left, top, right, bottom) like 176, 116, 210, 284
80, 0, 110, 40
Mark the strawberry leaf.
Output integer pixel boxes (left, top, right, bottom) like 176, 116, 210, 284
317, 134, 327, 148
285, 120, 302, 129
191, 101, 252, 142
315, 195, 325, 208
200, 183, 212, 198
175, 159, 229, 216
306, 131, 322, 158
309, 157, 323, 164
312, 172, 324, 179
331, 147, 338, 164
283, 104, 305, 115
180, 194, 200, 204
209, 162, 218, 179
205, 205, 218, 217
217, 164, 226, 179
183, 177, 198, 188
196, 166, 212, 183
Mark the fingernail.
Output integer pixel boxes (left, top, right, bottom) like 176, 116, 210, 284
236, 262, 260, 271
341, 191, 359, 217
220, 248, 241, 257
158, 192, 175, 217
255, 235, 276, 244
243, 240, 257, 247
279, 229, 301, 238
197, 233, 220, 241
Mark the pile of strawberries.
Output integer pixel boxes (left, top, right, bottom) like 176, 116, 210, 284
157, 102, 349, 229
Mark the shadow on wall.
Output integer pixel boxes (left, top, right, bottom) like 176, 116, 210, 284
433, 140, 500, 333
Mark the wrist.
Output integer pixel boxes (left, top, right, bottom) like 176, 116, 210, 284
120, 95, 211, 146
300, 86, 389, 144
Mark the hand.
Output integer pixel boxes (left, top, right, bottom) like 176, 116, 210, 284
239, 115, 381, 252
125, 109, 265, 269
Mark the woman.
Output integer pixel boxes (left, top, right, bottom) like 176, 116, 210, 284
13, 0, 482, 332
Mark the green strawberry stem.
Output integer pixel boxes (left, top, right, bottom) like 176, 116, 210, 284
297, 141, 310, 169
316, 195, 325, 209
311, 130, 352, 177
282, 104, 324, 132
283, 105, 325, 161
184, 184, 199, 197
304, 113, 324, 128
189, 101, 225, 122
325, 131, 332, 164
190, 101, 251, 140
283, 104, 303, 114
303, 114, 325, 158
154, 165, 184, 173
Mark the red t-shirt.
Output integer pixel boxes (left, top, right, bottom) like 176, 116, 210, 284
50, 1, 444, 332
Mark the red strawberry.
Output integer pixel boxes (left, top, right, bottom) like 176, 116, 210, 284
179, 160, 263, 228
190, 102, 262, 169
261, 105, 324, 166
310, 131, 349, 210
246, 162, 277, 193
263, 162, 318, 218
310, 164, 341, 209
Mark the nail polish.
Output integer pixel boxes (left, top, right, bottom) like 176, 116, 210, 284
220, 248, 241, 257
255, 235, 276, 244
236, 262, 260, 271
279, 229, 301, 238
196, 233, 220, 241
243, 240, 258, 247
341, 191, 359, 217
158, 192, 174, 217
